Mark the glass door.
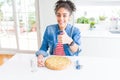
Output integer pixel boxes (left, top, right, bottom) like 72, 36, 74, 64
0, 0, 39, 52
16, 0, 38, 51
0, 0, 17, 49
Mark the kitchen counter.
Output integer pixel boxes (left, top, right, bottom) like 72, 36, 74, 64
0, 53, 120, 80
81, 30, 120, 38
80, 30, 120, 57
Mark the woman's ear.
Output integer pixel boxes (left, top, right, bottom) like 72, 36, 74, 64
68, 15, 72, 21
68, 14, 73, 22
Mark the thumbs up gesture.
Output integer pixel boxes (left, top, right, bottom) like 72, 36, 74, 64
58, 30, 73, 45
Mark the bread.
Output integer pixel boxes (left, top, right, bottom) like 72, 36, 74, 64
45, 56, 71, 70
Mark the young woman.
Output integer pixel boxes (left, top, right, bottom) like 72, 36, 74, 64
36, 0, 81, 67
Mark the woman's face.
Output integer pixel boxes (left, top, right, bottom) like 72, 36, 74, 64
56, 8, 71, 30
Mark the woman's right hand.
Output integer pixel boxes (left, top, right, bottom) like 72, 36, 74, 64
37, 54, 45, 67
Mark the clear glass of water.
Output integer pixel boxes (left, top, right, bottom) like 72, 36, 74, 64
30, 56, 38, 72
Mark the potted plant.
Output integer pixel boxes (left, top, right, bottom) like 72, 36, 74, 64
99, 15, 107, 24
89, 17, 96, 29
28, 18, 36, 32
75, 16, 90, 32
99, 16, 106, 21
76, 16, 89, 24
90, 21, 96, 29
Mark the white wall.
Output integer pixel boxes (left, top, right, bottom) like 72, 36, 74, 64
39, 0, 57, 38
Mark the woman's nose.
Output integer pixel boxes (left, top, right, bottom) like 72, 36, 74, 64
59, 16, 63, 21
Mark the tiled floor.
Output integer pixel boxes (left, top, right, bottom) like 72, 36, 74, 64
0, 54, 14, 66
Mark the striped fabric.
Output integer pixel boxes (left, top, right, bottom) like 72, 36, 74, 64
54, 42, 65, 56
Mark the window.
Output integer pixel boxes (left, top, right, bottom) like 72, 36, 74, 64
0, 0, 40, 53
0, 0, 16, 49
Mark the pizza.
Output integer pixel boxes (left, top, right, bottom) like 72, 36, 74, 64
45, 56, 71, 70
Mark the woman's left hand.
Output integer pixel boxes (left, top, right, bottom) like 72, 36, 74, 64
58, 30, 73, 45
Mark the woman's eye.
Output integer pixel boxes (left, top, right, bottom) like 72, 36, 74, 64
56, 14, 68, 18
57, 14, 61, 17
63, 15, 67, 18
